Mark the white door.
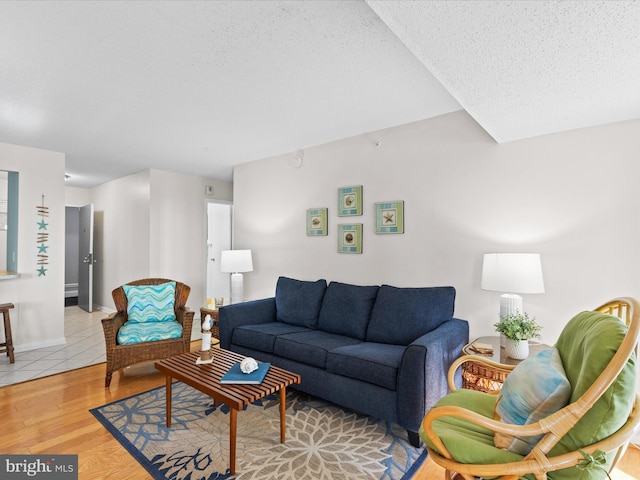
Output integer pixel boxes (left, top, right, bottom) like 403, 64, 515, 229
78, 204, 94, 312
206, 202, 232, 306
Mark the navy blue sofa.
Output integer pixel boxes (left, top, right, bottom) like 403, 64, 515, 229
219, 277, 469, 446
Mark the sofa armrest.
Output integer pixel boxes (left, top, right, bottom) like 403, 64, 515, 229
397, 318, 469, 432
219, 297, 277, 349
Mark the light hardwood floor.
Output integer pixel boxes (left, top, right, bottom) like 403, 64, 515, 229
0, 343, 637, 480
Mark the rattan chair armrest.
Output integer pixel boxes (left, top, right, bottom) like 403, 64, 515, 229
175, 305, 193, 325
101, 312, 126, 346
447, 354, 516, 391
176, 306, 194, 340
426, 396, 640, 480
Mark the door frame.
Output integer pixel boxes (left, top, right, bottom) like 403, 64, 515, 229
204, 199, 233, 308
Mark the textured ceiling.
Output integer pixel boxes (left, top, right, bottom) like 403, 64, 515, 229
368, 0, 640, 143
0, 1, 637, 188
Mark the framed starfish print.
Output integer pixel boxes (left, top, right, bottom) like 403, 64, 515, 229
375, 201, 404, 234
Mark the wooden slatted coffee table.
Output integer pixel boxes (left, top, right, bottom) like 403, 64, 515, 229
155, 349, 300, 475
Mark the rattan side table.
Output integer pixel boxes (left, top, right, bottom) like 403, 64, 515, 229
460, 336, 549, 393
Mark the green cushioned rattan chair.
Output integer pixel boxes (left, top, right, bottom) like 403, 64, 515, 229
420, 297, 640, 480
101, 278, 194, 387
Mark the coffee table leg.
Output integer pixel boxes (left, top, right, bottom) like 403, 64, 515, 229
230, 408, 237, 475
280, 386, 286, 443
165, 375, 172, 428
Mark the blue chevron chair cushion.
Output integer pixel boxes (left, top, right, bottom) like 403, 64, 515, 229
123, 281, 176, 323
117, 320, 183, 345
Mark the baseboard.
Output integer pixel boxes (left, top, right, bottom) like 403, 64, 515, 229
91, 304, 115, 315
15, 336, 67, 353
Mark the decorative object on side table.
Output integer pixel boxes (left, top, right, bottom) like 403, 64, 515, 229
196, 314, 214, 364
494, 311, 542, 359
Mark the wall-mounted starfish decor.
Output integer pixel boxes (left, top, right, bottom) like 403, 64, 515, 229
37, 194, 49, 276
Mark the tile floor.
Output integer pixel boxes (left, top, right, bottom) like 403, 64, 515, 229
0, 305, 204, 388
0, 306, 106, 387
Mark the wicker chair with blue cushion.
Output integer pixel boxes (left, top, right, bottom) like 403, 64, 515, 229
101, 278, 194, 387
420, 297, 640, 480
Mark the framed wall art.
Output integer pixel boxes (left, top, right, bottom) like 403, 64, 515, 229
338, 223, 362, 254
306, 208, 328, 236
338, 185, 363, 216
375, 201, 404, 234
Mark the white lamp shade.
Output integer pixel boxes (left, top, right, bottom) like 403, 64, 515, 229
481, 253, 545, 294
220, 250, 253, 273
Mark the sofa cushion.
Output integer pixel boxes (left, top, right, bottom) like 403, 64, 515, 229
317, 281, 379, 340
366, 285, 456, 345
232, 322, 311, 354
419, 389, 524, 465
550, 310, 636, 480
117, 320, 182, 345
326, 342, 405, 390
123, 281, 176, 323
275, 277, 327, 328
273, 330, 362, 369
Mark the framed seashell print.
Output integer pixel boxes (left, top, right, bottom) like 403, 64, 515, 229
306, 208, 328, 236
338, 224, 362, 253
338, 185, 363, 216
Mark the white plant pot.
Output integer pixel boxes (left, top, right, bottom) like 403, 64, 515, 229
504, 339, 529, 360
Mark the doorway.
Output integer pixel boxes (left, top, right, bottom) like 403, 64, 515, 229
65, 207, 80, 306
206, 201, 232, 306
65, 205, 94, 311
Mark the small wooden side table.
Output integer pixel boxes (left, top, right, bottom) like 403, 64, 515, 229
460, 336, 549, 393
199, 307, 220, 341
0, 303, 15, 363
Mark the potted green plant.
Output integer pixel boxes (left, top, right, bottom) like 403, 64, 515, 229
494, 312, 542, 359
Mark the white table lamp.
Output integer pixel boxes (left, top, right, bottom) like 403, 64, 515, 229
220, 249, 253, 304
481, 253, 545, 318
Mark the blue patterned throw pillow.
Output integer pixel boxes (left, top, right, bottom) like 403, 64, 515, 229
123, 282, 176, 323
117, 321, 183, 344
493, 347, 571, 455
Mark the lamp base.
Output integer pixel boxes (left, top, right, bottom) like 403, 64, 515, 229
230, 272, 244, 304
499, 293, 523, 348
499, 293, 523, 318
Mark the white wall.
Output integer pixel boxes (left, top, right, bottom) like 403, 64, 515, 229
65, 186, 91, 207
233, 111, 640, 346
91, 170, 152, 310
0, 143, 66, 351
90, 169, 232, 316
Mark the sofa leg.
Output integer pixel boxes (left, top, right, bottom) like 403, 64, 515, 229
105, 372, 112, 388
407, 430, 422, 448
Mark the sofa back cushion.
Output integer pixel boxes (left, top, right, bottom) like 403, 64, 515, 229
275, 277, 327, 328
366, 285, 456, 345
317, 281, 379, 340
550, 310, 636, 473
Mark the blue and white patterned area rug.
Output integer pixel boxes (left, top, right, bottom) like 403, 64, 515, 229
90, 382, 427, 480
